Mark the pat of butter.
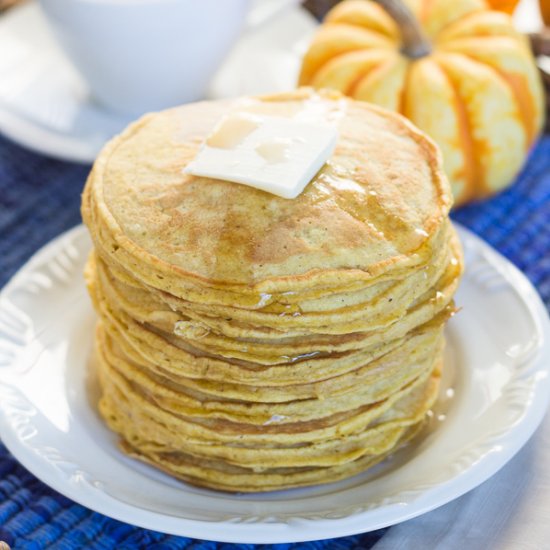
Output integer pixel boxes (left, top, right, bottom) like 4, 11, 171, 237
184, 113, 338, 199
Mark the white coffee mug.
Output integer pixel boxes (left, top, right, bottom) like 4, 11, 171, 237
38, 0, 297, 116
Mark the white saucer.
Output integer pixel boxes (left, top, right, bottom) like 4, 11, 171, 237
0, 224, 549, 544
0, 1, 317, 163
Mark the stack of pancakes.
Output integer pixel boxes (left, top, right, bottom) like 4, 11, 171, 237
82, 89, 463, 492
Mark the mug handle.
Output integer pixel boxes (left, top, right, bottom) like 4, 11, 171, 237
245, 0, 303, 31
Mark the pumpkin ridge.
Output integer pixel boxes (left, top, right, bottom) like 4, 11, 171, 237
298, 23, 396, 86
399, 61, 415, 116
430, 8, 488, 42
439, 44, 537, 147
349, 54, 400, 98
327, 22, 398, 44
346, 59, 388, 97
310, 49, 391, 92
326, 0, 400, 40
411, 0, 487, 40
434, 59, 479, 203
420, 0, 435, 26
436, 10, 518, 43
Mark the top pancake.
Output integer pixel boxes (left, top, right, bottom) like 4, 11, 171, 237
83, 88, 452, 294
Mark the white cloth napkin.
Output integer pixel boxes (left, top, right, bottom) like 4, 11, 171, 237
373, 413, 550, 550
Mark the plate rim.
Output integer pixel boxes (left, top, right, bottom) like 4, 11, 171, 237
0, 223, 549, 544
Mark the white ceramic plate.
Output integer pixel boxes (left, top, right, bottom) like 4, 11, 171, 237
0, 224, 549, 544
0, 1, 316, 163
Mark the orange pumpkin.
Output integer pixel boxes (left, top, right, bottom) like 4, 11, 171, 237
541, 0, 550, 25
299, 0, 545, 206
486, 0, 520, 14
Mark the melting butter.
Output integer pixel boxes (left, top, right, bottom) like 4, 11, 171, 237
255, 137, 306, 164
255, 139, 290, 163
185, 112, 338, 199
206, 113, 260, 149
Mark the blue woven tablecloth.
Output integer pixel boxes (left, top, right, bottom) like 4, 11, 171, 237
0, 132, 549, 550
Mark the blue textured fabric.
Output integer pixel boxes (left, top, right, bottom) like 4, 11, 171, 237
0, 131, 549, 549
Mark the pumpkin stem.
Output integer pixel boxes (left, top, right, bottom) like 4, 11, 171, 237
375, 0, 432, 58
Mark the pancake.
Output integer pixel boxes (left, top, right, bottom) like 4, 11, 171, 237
87, 243, 460, 366
82, 88, 451, 300
118, 422, 424, 492
95, 321, 443, 420
82, 88, 463, 492
91, 220, 455, 334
